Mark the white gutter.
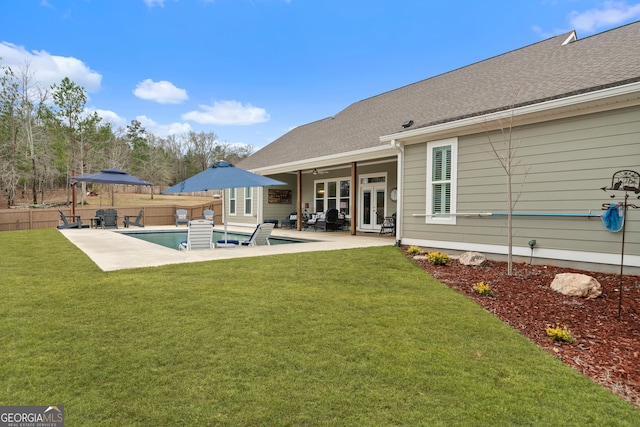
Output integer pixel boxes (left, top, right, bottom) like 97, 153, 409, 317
380, 81, 640, 144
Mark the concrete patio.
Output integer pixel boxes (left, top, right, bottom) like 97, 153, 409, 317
58, 225, 395, 271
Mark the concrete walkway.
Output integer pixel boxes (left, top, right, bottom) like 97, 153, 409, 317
58, 225, 394, 271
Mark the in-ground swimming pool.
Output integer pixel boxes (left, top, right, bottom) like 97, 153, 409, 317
121, 229, 311, 250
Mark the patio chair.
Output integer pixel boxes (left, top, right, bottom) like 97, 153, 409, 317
175, 209, 190, 227
241, 222, 275, 246
379, 213, 396, 235
305, 212, 322, 230
101, 208, 118, 229
315, 208, 340, 231
123, 209, 144, 228
57, 210, 88, 229
202, 209, 215, 224
179, 219, 214, 250
281, 212, 298, 229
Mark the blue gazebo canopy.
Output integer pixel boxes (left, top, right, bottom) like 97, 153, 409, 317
74, 168, 153, 186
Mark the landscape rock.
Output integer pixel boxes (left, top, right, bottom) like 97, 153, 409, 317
413, 255, 429, 261
550, 273, 602, 299
458, 251, 486, 266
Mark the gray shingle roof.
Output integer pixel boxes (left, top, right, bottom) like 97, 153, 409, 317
239, 21, 640, 171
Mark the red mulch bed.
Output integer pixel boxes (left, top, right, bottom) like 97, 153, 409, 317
403, 247, 640, 408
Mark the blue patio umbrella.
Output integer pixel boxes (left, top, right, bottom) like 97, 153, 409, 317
162, 161, 286, 243
73, 168, 153, 211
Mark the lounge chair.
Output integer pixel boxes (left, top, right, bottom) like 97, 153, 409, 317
57, 210, 88, 229
175, 209, 190, 227
101, 208, 118, 229
241, 223, 275, 246
123, 209, 144, 228
202, 209, 215, 224
179, 219, 214, 250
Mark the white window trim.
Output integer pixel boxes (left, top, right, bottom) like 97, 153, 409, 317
426, 137, 457, 225
244, 187, 253, 216
314, 176, 352, 214
229, 188, 236, 216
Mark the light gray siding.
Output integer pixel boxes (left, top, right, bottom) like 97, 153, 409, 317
401, 106, 640, 265
226, 187, 255, 227
262, 173, 298, 225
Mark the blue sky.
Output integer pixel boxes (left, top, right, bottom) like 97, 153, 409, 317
2, 0, 639, 150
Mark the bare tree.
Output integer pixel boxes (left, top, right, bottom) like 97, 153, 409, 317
485, 98, 530, 276
104, 127, 132, 171
184, 130, 219, 172
0, 64, 21, 207
222, 141, 254, 165
17, 62, 53, 204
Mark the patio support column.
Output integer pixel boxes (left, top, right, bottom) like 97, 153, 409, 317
297, 169, 303, 230
351, 162, 357, 235
71, 170, 76, 216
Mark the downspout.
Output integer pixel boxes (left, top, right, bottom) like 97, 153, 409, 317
391, 139, 403, 246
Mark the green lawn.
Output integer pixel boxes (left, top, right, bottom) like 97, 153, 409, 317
1, 229, 638, 426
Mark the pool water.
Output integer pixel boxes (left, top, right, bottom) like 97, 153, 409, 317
121, 229, 309, 250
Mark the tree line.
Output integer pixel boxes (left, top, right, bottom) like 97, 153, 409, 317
0, 62, 254, 208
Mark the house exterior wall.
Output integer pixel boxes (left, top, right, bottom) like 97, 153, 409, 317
401, 105, 640, 271
262, 173, 298, 225
225, 187, 251, 227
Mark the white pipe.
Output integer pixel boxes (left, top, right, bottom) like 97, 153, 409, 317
413, 212, 493, 217
412, 212, 601, 218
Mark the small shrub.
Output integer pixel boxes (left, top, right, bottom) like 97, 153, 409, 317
407, 245, 421, 255
545, 324, 575, 343
427, 252, 449, 265
472, 281, 493, 297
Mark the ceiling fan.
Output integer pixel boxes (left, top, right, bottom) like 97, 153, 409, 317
312, 168, 328, 175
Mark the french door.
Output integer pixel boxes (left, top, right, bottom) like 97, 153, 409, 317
359, 185, 385, 232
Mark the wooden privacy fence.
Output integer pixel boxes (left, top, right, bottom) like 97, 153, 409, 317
0, 201, 222, 232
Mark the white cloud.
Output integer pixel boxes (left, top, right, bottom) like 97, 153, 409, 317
136, 115, 192, 137
133, 79, 188, 104
531, 24, 570, 38
0, 42, 102, 92
182, 100, 270, 125
569, 1, 640, 33
88, 108, 127, 129
143, 0, 165, 7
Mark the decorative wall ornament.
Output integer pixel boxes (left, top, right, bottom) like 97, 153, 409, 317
268, 189, 292, 204
600, 169, 639, 320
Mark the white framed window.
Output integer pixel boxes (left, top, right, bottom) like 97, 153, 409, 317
314, 177, 351, 215
426, 137, 457, 225
244, 187, 253, 215
314, 182, 324, 213
339, 179, 350, 217
229, 188, 236, 216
